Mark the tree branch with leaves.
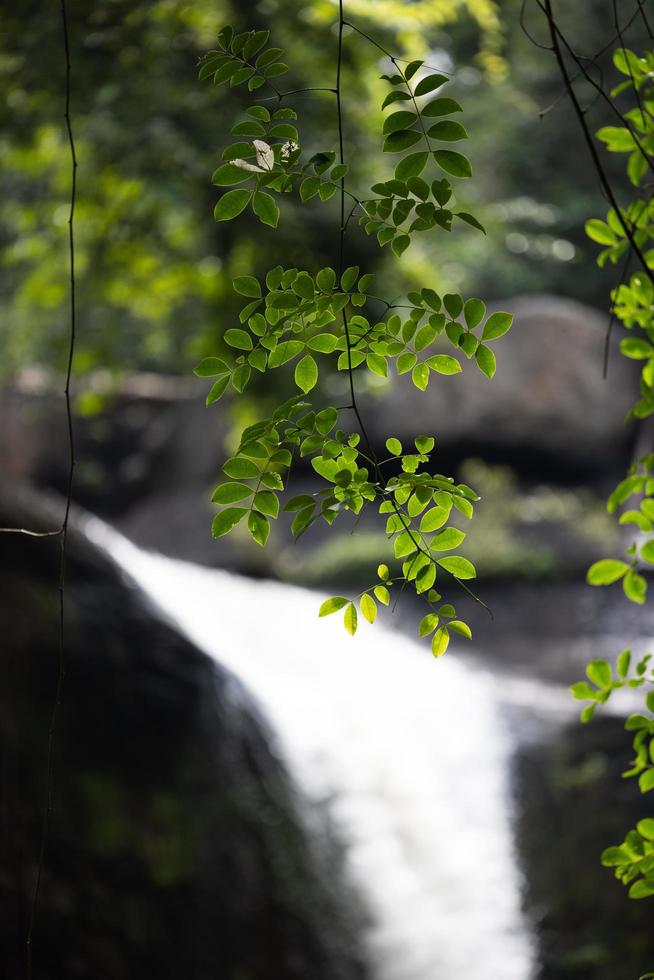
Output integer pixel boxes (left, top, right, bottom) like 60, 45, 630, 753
194, 12, 513, 654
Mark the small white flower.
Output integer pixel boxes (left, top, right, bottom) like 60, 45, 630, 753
281, 140, 299, 162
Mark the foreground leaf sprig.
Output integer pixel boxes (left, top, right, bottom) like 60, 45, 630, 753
195, 12, 513, 651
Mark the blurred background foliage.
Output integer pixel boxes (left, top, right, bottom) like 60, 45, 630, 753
0, 0, 632, 381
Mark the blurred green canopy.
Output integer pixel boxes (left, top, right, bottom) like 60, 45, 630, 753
0, 0, 632, 380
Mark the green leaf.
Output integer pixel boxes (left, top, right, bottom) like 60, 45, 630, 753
268, 340, 304, 368
233, 275, 261, 297
392, 235, 411, 257
432, 627, 450, 657
464, 298, 486, 329
225, 328, 253, 351
232, 365, 251, 392
382, 90, 412, 109
641, 540, 654, 564
206, 376, 230, 405
412, 363, 429, 390
194, 357, 229, 377
367, 353, 388, 377
294, 354, 318, 393
629, 879, 654, 899
570, 681, 596, 701
284, 494, 316, 513
214, 189, 252, 221
248, 510, 270, 546
621, 338, 654, 359
395, 152, 429, 179
253, 191, 280, 228
383, 110, 418, 134
475, 344, 496, 379
586, 218, 617, 245
404, 59, 423, 80
360, 593, 378, 624
434, 150, 472, 179
383, 130, 422, 153
319, 596, 350, 617
344, 602, 358, 636
212, 482, 253, 504
223, 456, 260, 479
444, 293, 463, 317
249, 349, 267, 372
482, 311, 513, 341
431, 527, 466, 550
316, 267, 336, 292
586, 659, 612, 688
617, 649, 632, 678
638, 769, 654, 793
427, 121, 468, 142
414, 324, 437, 352
300, 176, 321, 201
246, 105, 271, 121
212, 163, 250, 186
394, 531, 418, 559
315, 407, 338, 435
624, 569, 647, 604
426, 354, 461, 375
341, 265, 359, 290
415, 435, 435, 453
586, 559, 630, 585
307, 334, 338, 353
212, 507, 247, 538
455, 212, 486, 234
414, 73, 449, 96
374, 584, 390, 605
253, 490, 279, 518
637, 818, 654, 840
386, 438, 402, 455
377, 564, 390, 580
448, 620, 472, 639
422, 98, 463, 117
419, 613, 439, 637
419, 506, 449, 533
437, 556, 476, 579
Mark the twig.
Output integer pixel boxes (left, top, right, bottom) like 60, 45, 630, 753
541, 0, 654, 288
26, 1, 77, 973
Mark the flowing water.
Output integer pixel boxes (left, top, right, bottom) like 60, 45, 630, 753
90, 522, 538, 980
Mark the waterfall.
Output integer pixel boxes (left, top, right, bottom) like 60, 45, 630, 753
90, 521, 535, 980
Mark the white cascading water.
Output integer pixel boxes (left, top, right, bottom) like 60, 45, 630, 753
90, 521, 535, 980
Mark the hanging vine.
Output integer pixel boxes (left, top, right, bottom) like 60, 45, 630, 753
0, 0, 79, 973
522, 0, 654, 935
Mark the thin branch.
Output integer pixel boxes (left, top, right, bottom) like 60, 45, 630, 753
336, 0, 377, 466
0, 528, 62, 538
540, 0, 654, 287
534, 0, 654, 172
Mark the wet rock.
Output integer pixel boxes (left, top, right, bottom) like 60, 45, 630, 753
362, 295, 638, 478
514, 716, 654, 979
0, 486, 368, 980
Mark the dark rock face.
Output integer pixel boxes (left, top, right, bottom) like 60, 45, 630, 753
514, 717, 654, 979
0, 488, 367, 980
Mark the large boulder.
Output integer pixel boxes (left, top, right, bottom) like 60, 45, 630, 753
515, 716, 654, 978
0, 486, 367, 980
362, 294, 639, 476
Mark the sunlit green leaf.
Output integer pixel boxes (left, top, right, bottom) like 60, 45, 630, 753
212, 507, 247, 537
214, 188, 252, 221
